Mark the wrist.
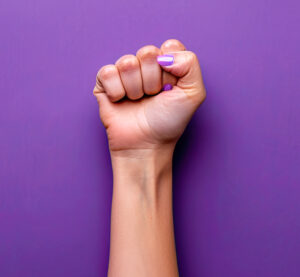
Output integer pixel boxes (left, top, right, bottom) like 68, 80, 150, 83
110, 144, 174, 162
110, 146, 174, 197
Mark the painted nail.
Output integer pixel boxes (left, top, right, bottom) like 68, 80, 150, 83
163, 83, 173, 91
157, 54, 174, 66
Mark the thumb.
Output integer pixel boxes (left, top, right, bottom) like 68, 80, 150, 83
157, 51, 206, 100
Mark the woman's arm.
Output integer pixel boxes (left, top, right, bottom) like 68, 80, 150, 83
93, 38, 206, 276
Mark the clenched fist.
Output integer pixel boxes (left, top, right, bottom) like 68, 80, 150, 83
93, 39, 206, 152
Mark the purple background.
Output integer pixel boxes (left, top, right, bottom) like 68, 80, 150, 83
0, 0, 299, 276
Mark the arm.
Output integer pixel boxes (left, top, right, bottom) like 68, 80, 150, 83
109, 148, 178, 276
93, 38, 206, 277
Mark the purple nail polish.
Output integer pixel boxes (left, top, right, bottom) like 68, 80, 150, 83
157, 54, 174, 66
163, 83, 173, 91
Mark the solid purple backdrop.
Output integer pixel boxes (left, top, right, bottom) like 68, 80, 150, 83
0, 0, 299, 276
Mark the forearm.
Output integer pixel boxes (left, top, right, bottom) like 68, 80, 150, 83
107, 147, 179, 277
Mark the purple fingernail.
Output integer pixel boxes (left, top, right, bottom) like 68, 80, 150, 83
163, 83, 173, 91
157, 54, 174, 66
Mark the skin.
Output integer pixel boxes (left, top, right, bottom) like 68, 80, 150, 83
93, 39, 206, 277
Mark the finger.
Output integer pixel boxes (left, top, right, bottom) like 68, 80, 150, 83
157, 51, 206, 101
96, 65, 125, 102
95, 92, 114, 129
115, 54, 143, 100
93, 79, 104, 96
160, 39, 186, 89
160, 38, 186, 52
136, 45, 162, 95
93, 71, 114, 128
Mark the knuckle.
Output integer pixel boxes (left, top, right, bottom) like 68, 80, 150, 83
136, 45, 160, 60
116, 54, 139, 71
161, 39, 185, 50
98, 65, 116, 80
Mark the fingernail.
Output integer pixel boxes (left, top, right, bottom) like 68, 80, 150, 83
157, 54, 174, 66
163, 83, 173, 91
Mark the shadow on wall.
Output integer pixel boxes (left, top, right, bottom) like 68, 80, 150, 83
172, 87, 226, 275
173, 103, 220, 179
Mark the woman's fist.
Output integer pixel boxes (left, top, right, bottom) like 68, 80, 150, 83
93, 39, 206, 152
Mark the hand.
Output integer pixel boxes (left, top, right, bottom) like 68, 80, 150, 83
93, 39, 206, 153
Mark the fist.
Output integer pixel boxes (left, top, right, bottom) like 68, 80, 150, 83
93, 39, 206, 152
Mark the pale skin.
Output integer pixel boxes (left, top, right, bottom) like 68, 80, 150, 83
93, 39, 206, 277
